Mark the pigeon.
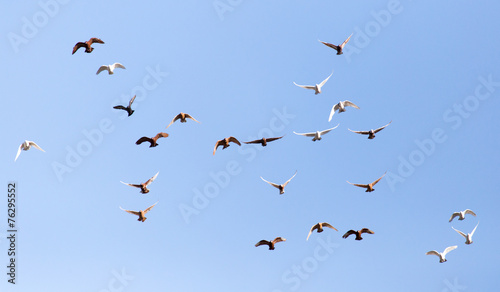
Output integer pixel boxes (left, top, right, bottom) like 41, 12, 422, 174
293, 124, 339, 141
120, 172, 159, 194
307, 222, 338, 241
119, 201, 158, 222
113, 95, 136, 116
293, 72, 333, 95
426, 246, 457, 263
15, 140, 45, 162
260, 171, 297, 195
255, 237, 286, 250
342, 228, 374, 241
328, 100, 360, 121
449, 209, 476, 222
319, 34, 353, 55
96, 63, 126, 75
72, 37, 104, 54
347, 172, 386, 192
166, 112, 200, 128
452, 222, 479, 245
213, 137, 241, 155
136, 132, 169, 148
348, 121, 392, 139
243, 136, 284, 147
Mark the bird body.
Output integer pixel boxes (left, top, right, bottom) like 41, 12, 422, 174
120, 172, 159, 194
293, 124, 339, 141
307, 222, 338, 241
136, 133, 169, 147
213, 137, 241, 155
119, 201, 158, 222
72, 37, 104, 54
349, 121, 392, 139
255, 237, 286, 250
96, 63, 126, 75
452, 223, 478, 245
329, 100, 360, 121
342, 228, 374, 240
293, 72, 333, 95
319, 34, 352, 55
166, 112, 200, 128
15, 140, 45, 161
426, 246, 457, 263
449, 209, 476, 222
347, 172, 386, 192
260, 171, 297, 195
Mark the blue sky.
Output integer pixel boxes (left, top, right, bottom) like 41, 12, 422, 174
1, 1, 500, 291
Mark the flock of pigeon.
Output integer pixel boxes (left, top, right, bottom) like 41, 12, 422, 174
14, 35, 478, 264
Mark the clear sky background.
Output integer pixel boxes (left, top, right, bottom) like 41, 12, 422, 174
1, 1, 500, 291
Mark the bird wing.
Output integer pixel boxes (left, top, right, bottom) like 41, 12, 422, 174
154, 132, 169, 140
243, 139, 262, 144
343, 100, 360, 109
328, 103, 340, 122
340, 33, 353, 48
119, 206, 140, 216
272, 237, 286, 244
88, 38, 105, 45
213, 140, 223, 155
112, 63, 126, 70
322, 222, 338, 231
120, 181, 142, 189
282, 170, 298, 187
14, 144, 23, 161
464, 209, 476, 217
373, 121, 392, 133
185, 113, 201, 123
72, 42, 86, 54
293, 82, 315, 90
306, 224, 320, 241
143, 201, 159, 214
342, 230, 356, 239
28, 141, 45, 152
451, 227, 467, 238
319, 124, 340, 135
128, 95, 136, 107
319, 40, 339, 51
113, 105, 127, 110
318, 71, 333, 88
166, 113, 182, 128
360, 228, 374, 234
96, 65, 109, 75
144, 172, 159, 186
470, 222, 479, 237
293, 131, 316, 137
448, 212, 460, 222
260, 177, 281, 189
371, 172, 387, 186
255, 240, 270, 247
265, 135, 284, 142
425, 250, 440, 257
347, 181, 369, 188
348, 128, 370, 135
136, 137, 153, 145
228, 136, 241, 146
442, 245, 457, 256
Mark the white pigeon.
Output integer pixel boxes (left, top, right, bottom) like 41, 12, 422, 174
426, 246, 457, 263
260, 171, 297, 195
452, 222, 478, 245
328, 100, 360, 121
449, 209, 476, 222
96, 62, 126, 75
293, 71, 333, 95
293, 124, 339, 141
15, 140, 45, 162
